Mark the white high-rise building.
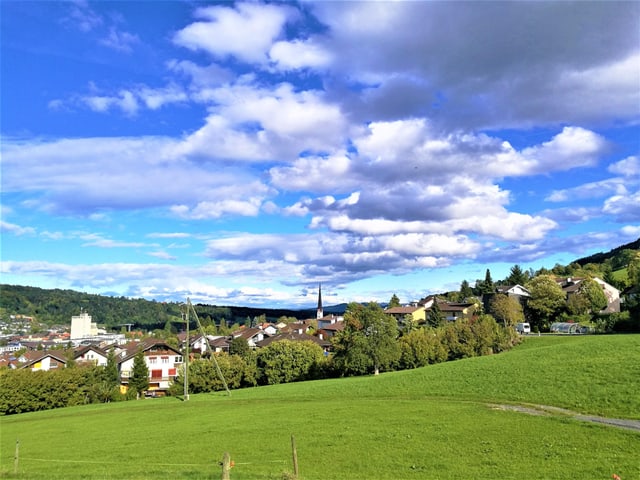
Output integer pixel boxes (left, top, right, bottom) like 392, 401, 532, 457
70, 311, 98, 340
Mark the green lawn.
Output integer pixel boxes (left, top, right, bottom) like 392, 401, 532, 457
1, 335, 638, 479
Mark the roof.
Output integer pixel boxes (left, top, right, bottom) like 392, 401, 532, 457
20, 350, 68, 369
117, 339, 183, 363
74, 345, 108, 359
319, 322, 345, 332
232, 327, 265, 340
385, 306, 422, 315
436, 302, 475, 312
256, 332, 331, 348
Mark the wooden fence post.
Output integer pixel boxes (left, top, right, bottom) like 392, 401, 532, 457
221, 452, 231, 480
291, 434, 299, 479
14, 439, 19, 475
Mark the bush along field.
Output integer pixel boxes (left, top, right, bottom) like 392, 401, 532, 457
1, 334, 638, 480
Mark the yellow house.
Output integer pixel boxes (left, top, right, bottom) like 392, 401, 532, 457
385, 306, 426, 324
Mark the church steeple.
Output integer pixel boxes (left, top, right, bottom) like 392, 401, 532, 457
316, 283, 323, 319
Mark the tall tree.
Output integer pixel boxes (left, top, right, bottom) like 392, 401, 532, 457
426, 301, 445, 328
388, 294, 401, 308
103, 349, 120, 389
459, 280, 474, 301
128, 350, 149, 400
578, 278, 608, 314
477, 269, 495, 295
489, 295, 524, 328
526, 275, 566, 331
506, 265, 528, 286
332, 302, 400, 376
628, 251, 640, 287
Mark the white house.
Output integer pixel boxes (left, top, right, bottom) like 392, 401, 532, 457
118, 340, 183, 395
74, 345, 109, 367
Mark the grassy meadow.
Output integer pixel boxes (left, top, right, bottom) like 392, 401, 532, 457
1, 335, 638, 480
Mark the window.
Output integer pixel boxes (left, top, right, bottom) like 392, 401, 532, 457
175, 356, 183, 363
149, 357, 157, 364
161, 356, 169, 364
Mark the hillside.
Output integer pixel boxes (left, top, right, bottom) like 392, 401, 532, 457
0, 284, 310, 330
1, 335, 638, 479
573, 237, 640, 267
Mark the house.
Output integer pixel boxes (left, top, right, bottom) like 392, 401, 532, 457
417, 295, 438, 310
258, 322, 279, 336
280, 320, 315, 335
118, 339, 184, 395
436, 301, 477, 322
232, 327, 269, 348
556, 277, 620, 313
496, 284, 531, 300
20, 350, 67, 371
317, 321, 345, 340
385, 305, 426, 324
317, 314, 343, 330
74, 345, 109, 366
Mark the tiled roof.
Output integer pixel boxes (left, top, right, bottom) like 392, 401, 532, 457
256, 332, 330, 348
385, 306, 421, 314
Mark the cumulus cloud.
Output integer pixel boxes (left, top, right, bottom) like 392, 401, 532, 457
269, 39, 332, 70
311, 1, 640, 128
173, 3, 294, 63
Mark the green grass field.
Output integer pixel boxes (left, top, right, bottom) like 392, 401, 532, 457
1, 335, 639, 479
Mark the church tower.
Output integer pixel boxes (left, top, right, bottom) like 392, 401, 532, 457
316, 283, 323, 319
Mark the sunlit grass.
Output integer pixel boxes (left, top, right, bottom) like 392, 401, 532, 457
1, 335, 638, 479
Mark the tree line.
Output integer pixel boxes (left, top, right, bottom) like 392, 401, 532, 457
0, 302, 520, 415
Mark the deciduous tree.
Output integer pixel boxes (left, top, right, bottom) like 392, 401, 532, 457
526, 275, 566, 331
489, 294, 524, 327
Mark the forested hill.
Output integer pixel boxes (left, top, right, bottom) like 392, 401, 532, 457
0, 284, 310, 330
574, 238, 640, 266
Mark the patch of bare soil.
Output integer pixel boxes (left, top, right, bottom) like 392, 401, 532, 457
488, 403, 640, 432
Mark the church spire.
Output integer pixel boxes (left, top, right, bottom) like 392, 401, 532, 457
317, 283, 323, 319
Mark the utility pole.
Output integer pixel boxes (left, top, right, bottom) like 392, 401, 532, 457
183, 301, 189, 401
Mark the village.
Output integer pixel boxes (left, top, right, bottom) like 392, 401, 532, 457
0, 276, 624, 398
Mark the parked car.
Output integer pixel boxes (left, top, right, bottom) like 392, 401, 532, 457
516, 322, 531, 334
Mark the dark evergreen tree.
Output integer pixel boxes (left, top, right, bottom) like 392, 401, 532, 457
388, 294, 401, 308
104, 349, 120, 389
427, 301, 445, 328
506, 265, 528, 286
128, 350, 149, 399
459, 280, 474, 301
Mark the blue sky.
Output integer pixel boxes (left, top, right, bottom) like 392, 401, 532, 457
1, 1, 639, 309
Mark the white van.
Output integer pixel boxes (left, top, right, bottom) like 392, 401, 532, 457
516, 322, 531, 334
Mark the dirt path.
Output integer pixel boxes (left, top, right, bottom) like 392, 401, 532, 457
489, 403, 640, 432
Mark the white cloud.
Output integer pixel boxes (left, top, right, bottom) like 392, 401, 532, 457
609, 156, 640, 177
0, 221, 36, 236
269, 39, 332, 70
1, 136, 273, 216
148, 251, 177, 261
173, 3, 293, 63
546, 178, 628, 203
603, 191, 640, 221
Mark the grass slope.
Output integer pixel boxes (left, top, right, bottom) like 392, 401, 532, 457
1, 335, 638, 480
